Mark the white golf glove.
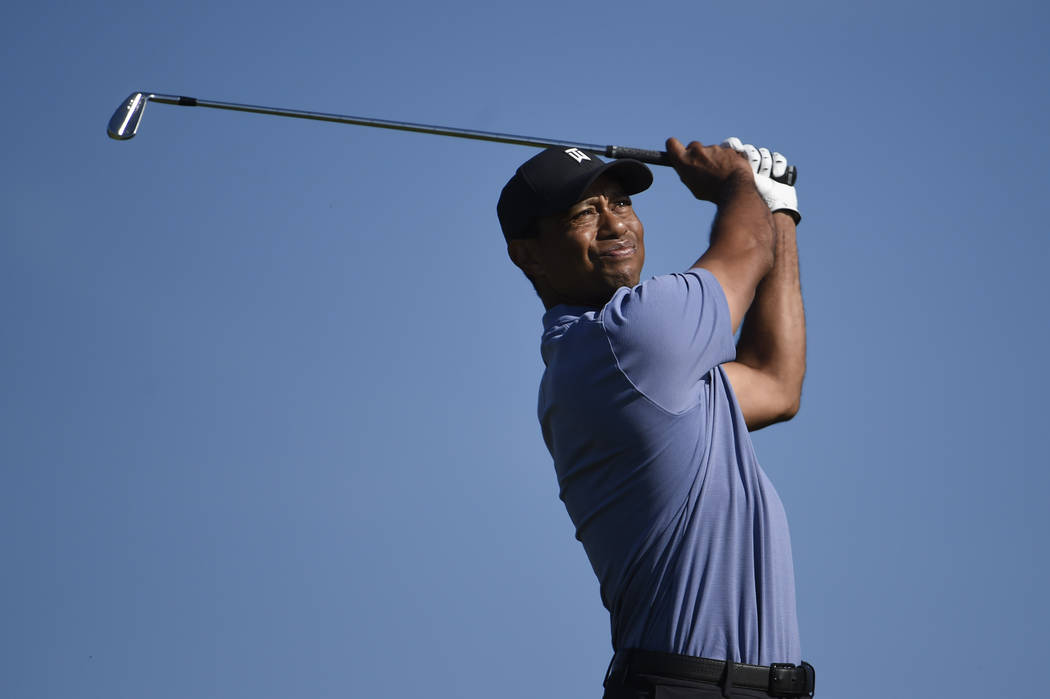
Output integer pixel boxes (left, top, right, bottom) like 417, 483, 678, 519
722, 137, 800, 223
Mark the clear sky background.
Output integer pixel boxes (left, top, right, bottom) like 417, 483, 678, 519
3, 1, 1048, 697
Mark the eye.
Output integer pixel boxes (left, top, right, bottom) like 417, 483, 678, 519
571, 207, 597, 221
614, 196, 631, 208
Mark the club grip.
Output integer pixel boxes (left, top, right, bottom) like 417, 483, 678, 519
604, 146, 669, 165
605, 145, 798, 186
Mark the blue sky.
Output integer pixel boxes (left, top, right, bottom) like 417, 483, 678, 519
3, 1, 1048, 697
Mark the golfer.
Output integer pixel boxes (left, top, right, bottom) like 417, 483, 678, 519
498, 137, 813, 698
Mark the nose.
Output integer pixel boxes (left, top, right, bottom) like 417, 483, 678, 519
596, 199, 627, 238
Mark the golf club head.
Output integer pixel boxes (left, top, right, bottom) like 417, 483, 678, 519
108, 92, 148, 140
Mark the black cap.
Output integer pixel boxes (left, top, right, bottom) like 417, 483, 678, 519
497, 147, 653, 242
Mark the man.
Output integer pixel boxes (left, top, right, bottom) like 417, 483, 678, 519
497, 137, 812, 698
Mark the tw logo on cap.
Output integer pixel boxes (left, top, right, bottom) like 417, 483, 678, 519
564, 148, 590, 163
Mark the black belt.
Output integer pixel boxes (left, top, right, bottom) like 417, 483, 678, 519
605, 648, 815, 698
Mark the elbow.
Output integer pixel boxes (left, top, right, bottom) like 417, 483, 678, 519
779, 364, 806, 422
755, 400, 799, 431
744, 388, 802, 432
779, 397, 801, 422
773, 383, 803, 423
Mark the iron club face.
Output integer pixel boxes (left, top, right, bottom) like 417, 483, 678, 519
107, 92, 149, 140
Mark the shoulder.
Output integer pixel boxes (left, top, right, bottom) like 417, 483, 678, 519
601, 269, 730, 335
590, 271, 736, 413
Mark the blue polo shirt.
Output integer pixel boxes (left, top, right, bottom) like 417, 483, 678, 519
538, 269, 800, 665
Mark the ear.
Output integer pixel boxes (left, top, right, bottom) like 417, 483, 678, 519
507, 239, 546, 279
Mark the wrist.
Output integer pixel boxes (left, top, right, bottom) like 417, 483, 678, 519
715, 170, 758, 206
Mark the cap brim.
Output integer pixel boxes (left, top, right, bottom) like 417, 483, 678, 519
541, 158, 654, 217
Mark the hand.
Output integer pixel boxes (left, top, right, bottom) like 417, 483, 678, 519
665, 137, 755, 204
722, 137, 800, 223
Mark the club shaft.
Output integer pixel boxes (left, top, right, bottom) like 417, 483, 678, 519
148, 93, 631, 159
110, 92, 798, 184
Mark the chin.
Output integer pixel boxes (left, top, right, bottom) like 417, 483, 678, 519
609, 270, 642, 290
589, 277, 637, 305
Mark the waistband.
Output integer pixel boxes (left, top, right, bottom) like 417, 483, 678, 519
605, 648, 815, 698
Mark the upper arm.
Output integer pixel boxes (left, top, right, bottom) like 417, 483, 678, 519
693, 241, 772, 335
722, 361, 800, 430
689, 182, 776, 333
603, 271, 736, 413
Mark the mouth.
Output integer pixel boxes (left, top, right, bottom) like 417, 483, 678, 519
597, 242, 636, 260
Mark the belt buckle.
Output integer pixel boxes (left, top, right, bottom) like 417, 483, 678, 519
768, 662, 815, 698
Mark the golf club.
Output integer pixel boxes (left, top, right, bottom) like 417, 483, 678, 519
107, 92, 797, 185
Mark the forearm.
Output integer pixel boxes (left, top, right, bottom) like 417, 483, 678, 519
709, 175, 777, 267
734, 212, 806, 416
693, 174, 776, 330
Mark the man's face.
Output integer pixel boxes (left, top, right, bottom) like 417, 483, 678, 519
528, 175, 645, 307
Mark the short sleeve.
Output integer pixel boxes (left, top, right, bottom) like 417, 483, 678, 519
601, 269, 736, 413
